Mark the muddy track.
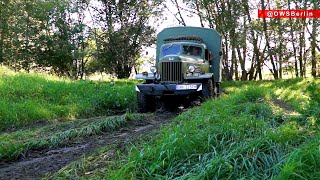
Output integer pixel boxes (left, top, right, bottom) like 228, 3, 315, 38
0, 112, 177, 180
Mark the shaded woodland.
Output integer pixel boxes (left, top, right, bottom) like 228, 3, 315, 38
0, 0, 319, 80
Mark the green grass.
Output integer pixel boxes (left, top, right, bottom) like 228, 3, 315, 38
0, 66, 138, 131
0, 113, 150, 161
51, 78, 320, 179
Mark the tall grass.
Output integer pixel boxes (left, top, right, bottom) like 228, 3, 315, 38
52, 78, 320, 179
105, 86, 283, 179
0, 113, 149, 161
0, 67, 137, 131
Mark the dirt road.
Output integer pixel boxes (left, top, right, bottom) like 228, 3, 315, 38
0, 112, 176, 180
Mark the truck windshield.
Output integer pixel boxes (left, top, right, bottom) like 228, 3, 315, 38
161, 44, 181, 56
182, 45, 202, 57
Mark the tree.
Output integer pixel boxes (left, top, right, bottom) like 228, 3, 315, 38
309, 1, 319, 77
1, 0, 318, 80
169, 0, 319, 81
0, 0, 10, 64
94, 0, 161, 78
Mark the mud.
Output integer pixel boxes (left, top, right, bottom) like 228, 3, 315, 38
272, 98, 295, 112
0, 113, 176, 180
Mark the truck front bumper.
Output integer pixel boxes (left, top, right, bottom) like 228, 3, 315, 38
135, 83, 202, 96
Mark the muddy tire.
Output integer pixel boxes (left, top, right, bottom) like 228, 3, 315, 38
202, 79, 214, 99
137, 92, 155, 113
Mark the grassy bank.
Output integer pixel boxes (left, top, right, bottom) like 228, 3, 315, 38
0, 67, 137, 131
52, 78, 320, 179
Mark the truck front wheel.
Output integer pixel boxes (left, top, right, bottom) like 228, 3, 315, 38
137, 92, 155, 113
202, 79, 214, 99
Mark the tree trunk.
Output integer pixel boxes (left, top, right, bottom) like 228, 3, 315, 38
116, 62, 131, 79
233, 47, 239, 80
311, 9, 317, 77
261, 0, 278, 79
277, 19, 283, 79
298, 31, 304, 77
0, 25, 4, 63
248, 52, 256, 81
287, 1, 299, 77
230, 39, 235, 80
244, 1, 261, 80
223, 37, 232, 81
298, 1, 307, 77
237, 45, 247, 81
0, 0, 8, 64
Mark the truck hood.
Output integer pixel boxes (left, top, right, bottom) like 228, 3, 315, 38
160, 55, 202, 62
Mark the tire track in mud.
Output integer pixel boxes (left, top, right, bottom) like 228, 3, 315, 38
0, 112, 177, 180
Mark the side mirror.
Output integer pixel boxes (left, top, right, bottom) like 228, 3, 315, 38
209, 52, 213, 61
205, 49, 214, 62
205, 49, 209, 60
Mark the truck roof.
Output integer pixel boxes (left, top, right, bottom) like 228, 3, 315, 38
157, 27, 221, 61
164, 35, 203, 43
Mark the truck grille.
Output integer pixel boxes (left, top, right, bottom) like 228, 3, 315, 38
161, 62, 183, 83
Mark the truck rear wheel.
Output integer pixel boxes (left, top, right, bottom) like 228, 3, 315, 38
202, 79, 214, 99
137, 92, 155, 113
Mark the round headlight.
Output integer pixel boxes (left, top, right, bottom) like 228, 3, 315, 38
188, 65, 195, 73
150, 66, 157, 73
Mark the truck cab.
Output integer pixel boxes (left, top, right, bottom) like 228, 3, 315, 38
135, 27, 222, 112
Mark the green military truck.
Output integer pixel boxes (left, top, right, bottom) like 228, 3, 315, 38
135, 26, 223, 112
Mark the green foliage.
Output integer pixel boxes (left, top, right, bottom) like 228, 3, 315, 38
0, 67, 137, 131
0, 0, 76, 74
51, 78, 320, 179
0, 0, 161, 78
94, 0, 159, 78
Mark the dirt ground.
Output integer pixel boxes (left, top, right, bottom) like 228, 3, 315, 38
0, 112, 177, 180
